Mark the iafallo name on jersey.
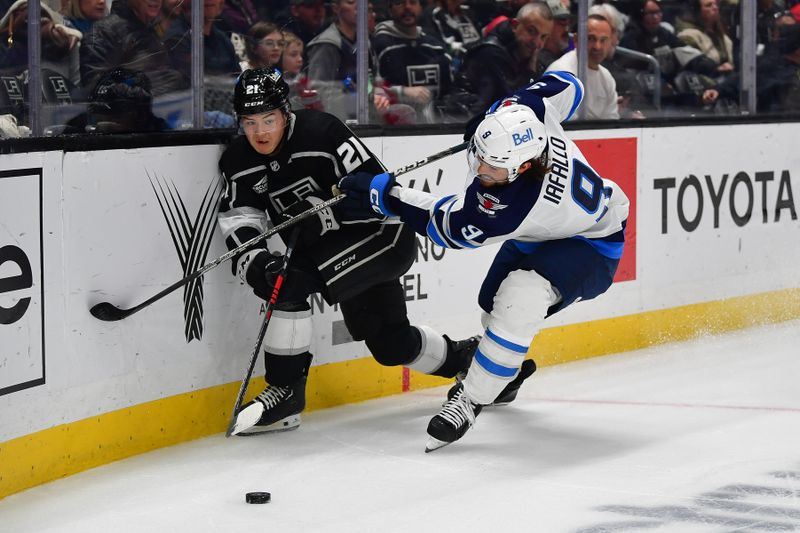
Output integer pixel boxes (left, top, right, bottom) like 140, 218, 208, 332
543, 136, 569, 205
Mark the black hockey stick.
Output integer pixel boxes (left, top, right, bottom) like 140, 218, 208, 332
89, 195, 342, 321
225, 227, 300, 437
89, 141, 468, 322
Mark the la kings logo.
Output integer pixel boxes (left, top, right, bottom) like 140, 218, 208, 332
269, 176, 322, 211
407, 64, 441, 88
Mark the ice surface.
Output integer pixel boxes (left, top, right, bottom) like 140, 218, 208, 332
1, 320, 799, 533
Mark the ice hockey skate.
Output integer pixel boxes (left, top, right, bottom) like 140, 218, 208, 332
447, 358, 537, 405
230, 378, 306, 436
446, 334, 481, 376
425, 387, 483, 452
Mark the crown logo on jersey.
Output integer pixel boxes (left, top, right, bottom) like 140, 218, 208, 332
476, 191, 508, 216
270, 161, 280, 172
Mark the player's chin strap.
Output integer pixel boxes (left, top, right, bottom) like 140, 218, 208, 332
90, 141, 470, 322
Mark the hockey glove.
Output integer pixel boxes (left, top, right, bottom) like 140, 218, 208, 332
237, 249, 284, 300
338, 171, 398, 218
279, 196, 339, 237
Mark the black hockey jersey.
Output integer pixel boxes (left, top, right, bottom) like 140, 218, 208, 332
421, 5, 481, 56
372, 21, 454, 99
217, 109, 412, 302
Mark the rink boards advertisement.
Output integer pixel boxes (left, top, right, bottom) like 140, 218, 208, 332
0, 164, 46, 396
1, 122, 799, 498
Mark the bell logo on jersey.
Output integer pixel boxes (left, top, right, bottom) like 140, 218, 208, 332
476, 191, 508, 216
512, 128, 535, 146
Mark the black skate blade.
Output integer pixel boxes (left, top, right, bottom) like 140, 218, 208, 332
425, 436, 452, 453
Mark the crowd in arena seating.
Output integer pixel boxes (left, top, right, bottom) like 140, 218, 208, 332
1, 0, 799, 135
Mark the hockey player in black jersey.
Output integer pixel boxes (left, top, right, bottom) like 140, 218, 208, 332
218, 67, 482, 435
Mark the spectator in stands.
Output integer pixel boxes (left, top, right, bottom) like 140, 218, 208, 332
62, 66, 168, 133
618, 0, 722, 112
719, 0, 784, 58
307, 0, 370, 85
306, 0, 390, 119
282, 31, 305, 80
218, 0, 258, 35
547, 13, 619, 119
373, 0, 454, 123
164, 0, 240, 77
421, 0, 482, 60
715, 24, 800, 112
63, 0, 106, 35
80, 0, 188, 96
276, 0, 326, 46
251, 0, 286, 22
281, 30, 324, 111
480, 0, 529, 37
0, 0, 82, 84
621, 0, 719, 75
591, 3, 624, 59
242, 22, 285, 70
154, 0, 184, 38
539, 0, 573, 69
589, 2, 646, 118
676, 0, 735, 75
766, 9, 797, 54
756, 0, 784, 53
460, 1, 554, 116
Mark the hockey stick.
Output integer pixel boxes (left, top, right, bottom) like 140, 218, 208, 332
89, 140, 469, 322
225, 227, 301, 437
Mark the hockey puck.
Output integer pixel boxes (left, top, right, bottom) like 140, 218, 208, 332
245, 492, 271, 504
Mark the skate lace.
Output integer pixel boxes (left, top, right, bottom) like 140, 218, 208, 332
439, 389, 476, 428
256, 385, 291, 409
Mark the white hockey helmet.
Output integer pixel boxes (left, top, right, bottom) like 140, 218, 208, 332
471, 103, 547, 182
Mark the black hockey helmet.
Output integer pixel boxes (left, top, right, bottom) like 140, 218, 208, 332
233, 67, 290, 117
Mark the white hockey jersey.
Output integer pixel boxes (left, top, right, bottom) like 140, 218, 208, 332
389, 71, 630, 258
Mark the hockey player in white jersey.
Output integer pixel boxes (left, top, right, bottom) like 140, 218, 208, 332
338, 70, 630, 451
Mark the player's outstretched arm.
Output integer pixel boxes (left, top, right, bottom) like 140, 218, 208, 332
338, 172, 443, 238
338, 171, 399, 218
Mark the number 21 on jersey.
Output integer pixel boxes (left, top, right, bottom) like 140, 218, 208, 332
337, 136, 372, 174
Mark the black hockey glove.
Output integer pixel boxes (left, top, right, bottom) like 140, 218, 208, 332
276, 196, 339, 240
237, 249, 285, 300
337, 171, 398, 219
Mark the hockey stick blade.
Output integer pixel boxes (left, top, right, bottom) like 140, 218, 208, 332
90, 301, 135, 321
